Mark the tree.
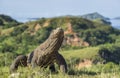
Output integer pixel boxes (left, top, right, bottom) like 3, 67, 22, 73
0, 19, 3, 25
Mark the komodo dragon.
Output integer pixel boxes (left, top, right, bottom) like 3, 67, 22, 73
10, 27, 67, 73
28, 27, 67, 73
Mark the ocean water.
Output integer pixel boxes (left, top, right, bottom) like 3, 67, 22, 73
15, 17, 30, 23
110, 19, 120, 29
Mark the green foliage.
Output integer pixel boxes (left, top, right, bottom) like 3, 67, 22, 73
36, 26, 53, 43
0, 14, 16, 22
0, 19, 3, 25
0, 35, 8, 42
22, 33, 37, 44
0, 15, 120, 63
41, 17, 119, 46
93, 18, 111, 25
0, 43, 15, 53
3, 21, 19, 29
10, 25, 28, 36
1, 55, 120, 78
0, 46, 120, 77
1, 15, 120, 78
61, 45, 84, 51
80, 27, 115, 46
48, 17, 67, 29
102, 62, 119, 73
61, 47, 99, 62
38, 18, 47, 25
0, 15, 119, 52
0, 14, 20, 28
0, 53, 15, 66
99, 44, 120, 64
70, 17, 95, 31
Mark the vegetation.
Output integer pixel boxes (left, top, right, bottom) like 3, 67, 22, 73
0, 14, 20, 28
0, 14, 120, 77
1, 45, 120, 78
80, 12, 111, 25
99, 43, 120, 64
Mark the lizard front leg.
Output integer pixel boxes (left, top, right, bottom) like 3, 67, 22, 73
55, 52, 67, 73
31, 55, 38, 68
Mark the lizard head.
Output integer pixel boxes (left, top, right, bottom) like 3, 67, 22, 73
46, 27, 64, 52
50, 27, 64, 39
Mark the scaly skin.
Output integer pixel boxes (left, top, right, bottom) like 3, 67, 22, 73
10, 55, 27, 73
10, 28, 67, 73
55, 52, 67, 73
30, 27, 67, 73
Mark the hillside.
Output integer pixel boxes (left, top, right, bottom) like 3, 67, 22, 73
0, 14, 120, 78
0, 14, 120, 55
80, 12, 111, 25
0, 14, 20, 28
80, 12, 109, 20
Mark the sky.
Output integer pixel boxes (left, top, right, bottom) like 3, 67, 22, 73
0, 0, 120, 21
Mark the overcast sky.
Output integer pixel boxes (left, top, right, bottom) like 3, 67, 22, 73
0, 0, 120, 20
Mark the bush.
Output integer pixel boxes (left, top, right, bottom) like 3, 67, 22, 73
99, 44, 120, 64
0, 35, 8, 42
0, 19, 3, 25
0, 53, 15, 66
3, 21, 19, 29
36, 26, 52, 43
11, 25, 28, 36
38, 18, 47, 26
0, 43, 15, 53
71, 18, 95, 31
102, 62, 119, 73
80, 27, 115, 46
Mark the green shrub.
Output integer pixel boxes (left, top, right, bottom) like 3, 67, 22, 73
99, 44, 120, 64
102, 62, 120, 73
0, 19, 3, 25
11, 25, 28, 36
0, 35, 8, 42
36, 27, 52, 43
0, 53, 15, 66
1, 43, 15, 53
80, 27, 115, 46
71, 17, 95, 31
38, 18, 47, 25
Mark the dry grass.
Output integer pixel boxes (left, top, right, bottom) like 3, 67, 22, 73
0, 47, 120, 78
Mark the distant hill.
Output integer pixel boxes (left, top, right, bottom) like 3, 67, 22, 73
0, 14, 19, 23
17, 12, 112, 25
80, 12, 110, 20
80, 12, 111, 25
114, 17, 120, 20
0, 14, 20, 28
